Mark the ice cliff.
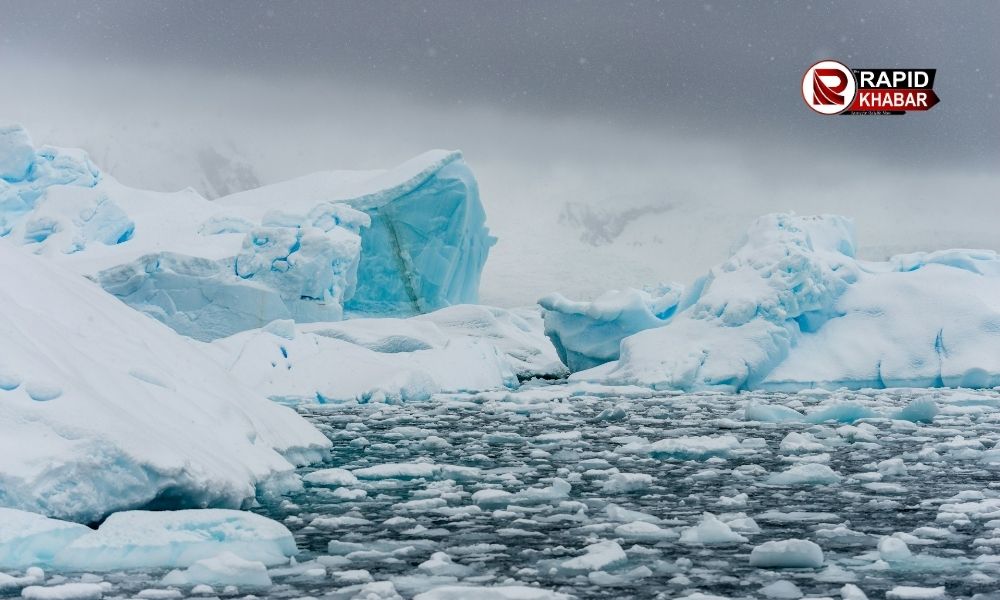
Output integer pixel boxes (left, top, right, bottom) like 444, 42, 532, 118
552, 213, 1000, 392
0, 240, 331, 523
0, 125, 494, 340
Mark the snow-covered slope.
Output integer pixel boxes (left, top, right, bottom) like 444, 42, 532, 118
208, 305, 566, 404
0, 240, 330, 524
0, 125, 494, 339
569, 214, 1000, 392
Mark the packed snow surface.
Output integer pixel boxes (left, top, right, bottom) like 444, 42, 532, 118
567, 213, 1000, 392
0, 125, 494, 339
0, 240, 329, 523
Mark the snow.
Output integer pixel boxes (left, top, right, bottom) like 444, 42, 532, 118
208, 304, 563, 404
539, 285, 681, 371
567, 213, 1000, 392
749, 539, 825, 568
0, 241, 329, 523
0, 126, 494, 339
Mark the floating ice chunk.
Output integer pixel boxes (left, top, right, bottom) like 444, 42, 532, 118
134, 590, 182, 600
604, 504, 660, 524
418, 552, 474, 578
601, 472, 653, 493
510, 478, 572, 505
0, 566, 44, 591
348, 581, 404, 599
52, 509, 297, 571
539, 286, 681, 372
894, 398, 938, 423
471, 489, 514, 509
745, 403, 803, 423
840, 584, 869, 600
588, 566, 653, 586
613, 521, 678, 542
21, 582, 107, 600
760, 580, 803, 599
805, 402, 876, 424
876, 457, 907, 477
594, 404, 629, 422
161, 551, 271, 588
725, 516, 761, 534
353, 463, 469, 480
717, 493, 748, 508
885, 586, 946, 600
620, 435, 741, 460
680, 513, 748, 545
414, 585, 571, 600
767, 464, 843, 486
749, 539, 824, 568
878, 536, 912, 562
0, 509, 89, 569
560, 541, 627, 571
778, 432, 826, 454
304, 468, 359, 487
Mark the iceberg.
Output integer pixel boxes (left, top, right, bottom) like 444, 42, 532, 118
0, 240, 329, 523
539, 284, 682, 372
0, 125, 494, 340
216, 149, 496, 316
565, 213, 1000, 391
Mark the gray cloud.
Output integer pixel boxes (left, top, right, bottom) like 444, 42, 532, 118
2, 1, 998, 167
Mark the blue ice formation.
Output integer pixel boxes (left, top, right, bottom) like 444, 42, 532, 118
0, 508, 296, 571
565, 213, 1000, 392
344, 156, 495, 315
0, 125, 103, 239
0, 124, 494, 339
539, 285, 682, 372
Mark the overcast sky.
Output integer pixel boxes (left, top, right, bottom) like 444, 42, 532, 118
1, 1, 998, 304
4, 0, 998, 167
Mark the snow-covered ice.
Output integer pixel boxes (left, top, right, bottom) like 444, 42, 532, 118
208, 304, 565, 404
0, 241, 329, 523
0, 126, 495, 339
565, 213, 1000, 392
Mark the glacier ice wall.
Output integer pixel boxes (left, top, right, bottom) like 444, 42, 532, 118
565, 213, 1000, 392
345, 158, 495, 314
